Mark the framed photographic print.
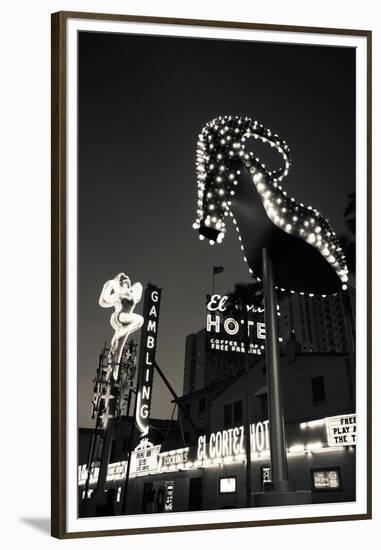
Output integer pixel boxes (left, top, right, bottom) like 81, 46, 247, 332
51, 11, 372, 539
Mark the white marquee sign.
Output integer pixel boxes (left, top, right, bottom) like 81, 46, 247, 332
326, 414, 356, 446
130, 439, 161, 476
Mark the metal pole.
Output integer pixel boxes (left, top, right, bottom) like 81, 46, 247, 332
84, 349, 106, 497
84, 412, 100, 498
122, 389, 137, 514
243, 326, 252, 507
94, 417, 115, 496
154, 362, 199, 437
262, 248, 290, 491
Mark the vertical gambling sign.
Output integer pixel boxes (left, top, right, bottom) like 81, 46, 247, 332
135, 284, 162, 437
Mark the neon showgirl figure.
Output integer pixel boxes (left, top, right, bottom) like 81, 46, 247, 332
99, 273, 144, 380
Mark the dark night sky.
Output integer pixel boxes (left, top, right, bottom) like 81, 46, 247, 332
78, 31, 355, 428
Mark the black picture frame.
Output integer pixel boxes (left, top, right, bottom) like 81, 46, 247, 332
51, 10, 372, 539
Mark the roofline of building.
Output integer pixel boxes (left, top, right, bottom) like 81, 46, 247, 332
79, 416, 180, 432
177, 350, 351, 404
174, 375, 238, 403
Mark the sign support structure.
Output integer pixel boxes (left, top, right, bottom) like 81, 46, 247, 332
262, 248, 291, 491
255, 249, 311, 506
121, 387, 137, 515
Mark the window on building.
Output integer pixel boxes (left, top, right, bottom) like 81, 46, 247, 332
233, 401, 242, 424
224, 404, 232, 427
311, 375, 326, 403
224, 401, 243, 427
199, 397, 206, 415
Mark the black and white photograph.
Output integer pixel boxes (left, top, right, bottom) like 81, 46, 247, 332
51, 12, 371, 538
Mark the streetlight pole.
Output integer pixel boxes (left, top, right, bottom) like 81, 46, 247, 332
228, 284, 254, 508
255, 249, 311, 506
261, 248, 291, 492
243, 329, 253, 507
